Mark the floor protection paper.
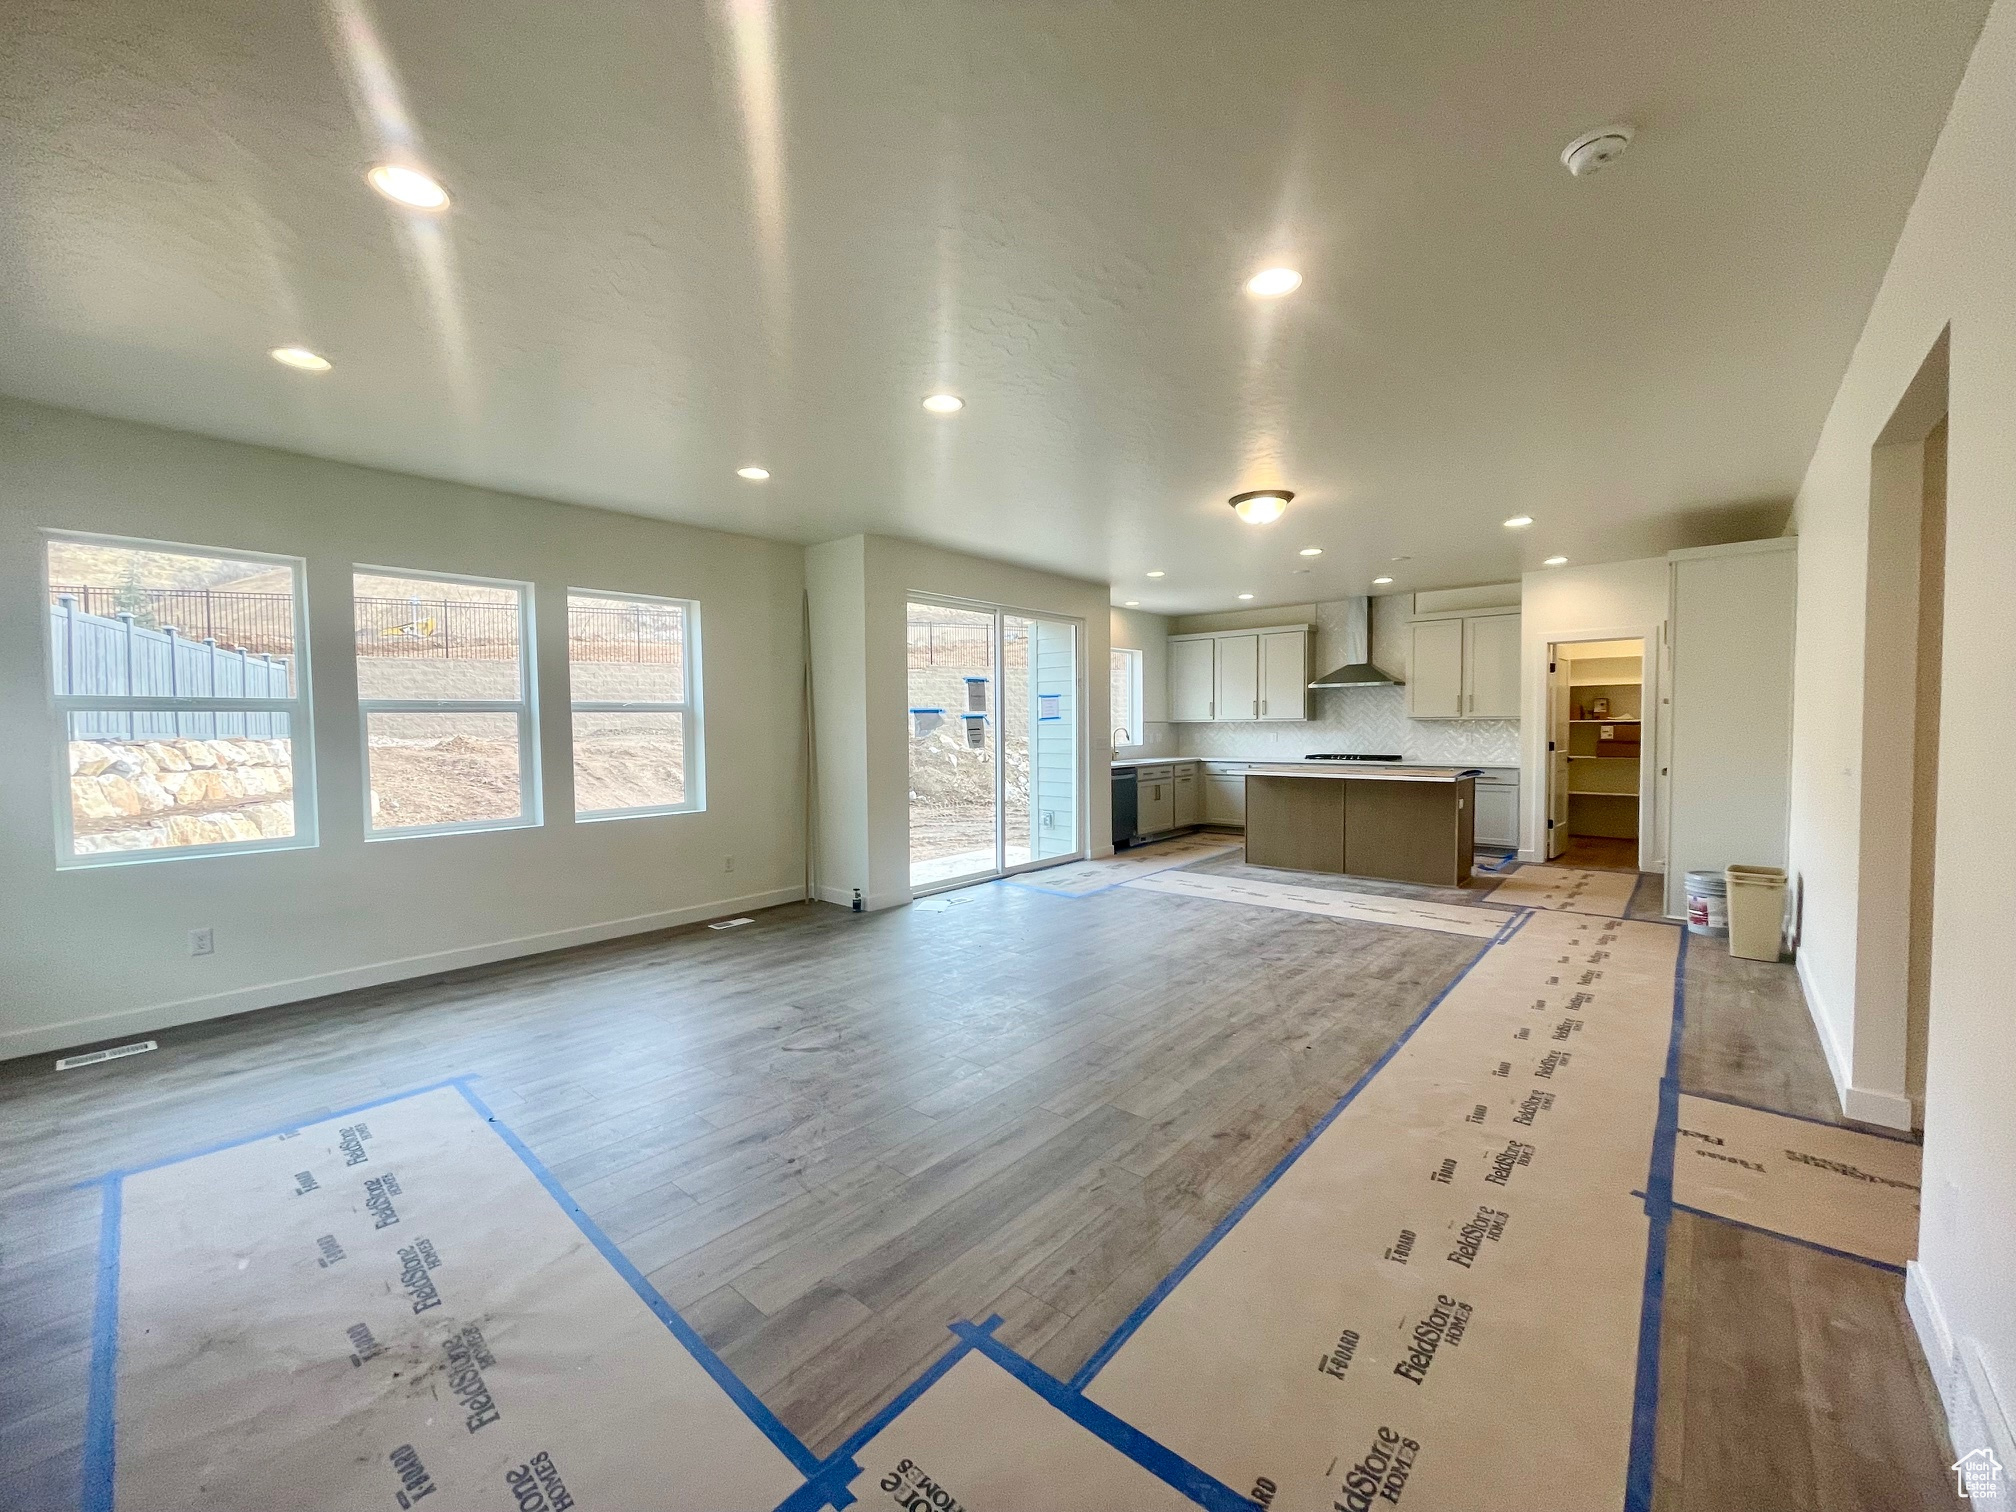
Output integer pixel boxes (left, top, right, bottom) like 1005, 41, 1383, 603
1124, 871, 1504, 939
1483, 863, 1637, 917
98, 1083, 808, 1512
1671, 1093, 1920, 1268
1003, 835, 1242, 896
804, 1342, 1226, 1512
1081, 909, 1681, 1512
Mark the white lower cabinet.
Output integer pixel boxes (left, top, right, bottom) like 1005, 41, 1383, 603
1137, 766, 1175, 835
1474, 774, 1519, 848
1203, 766, 1246, 825
1174, 767, 1201, 827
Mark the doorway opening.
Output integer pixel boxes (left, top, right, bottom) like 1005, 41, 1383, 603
1856, 327, 1947, 1131
906, 599, 1083, 892
1544, 637, 1648, 872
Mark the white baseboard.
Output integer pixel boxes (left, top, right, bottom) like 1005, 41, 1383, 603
1795, 952, 1915, 1131
3, 886, 807, 1063
1910, 1261, 2016, 1503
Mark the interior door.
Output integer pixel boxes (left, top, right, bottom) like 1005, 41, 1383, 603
1547, 649, 1572, 858
1216, 633, 1260, 721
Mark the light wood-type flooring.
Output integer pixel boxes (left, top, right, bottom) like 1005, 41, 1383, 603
0, 852, 1952, 1510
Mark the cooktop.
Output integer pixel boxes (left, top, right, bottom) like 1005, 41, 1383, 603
1304, 753, 1405, 762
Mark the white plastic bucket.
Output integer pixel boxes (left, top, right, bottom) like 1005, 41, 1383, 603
1684, 870, 1728, 936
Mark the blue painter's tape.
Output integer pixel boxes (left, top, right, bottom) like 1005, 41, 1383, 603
1668, 1201, 1907, 1274
86, 1075, 478, 1185
1677, 1087, 1921, 1143
1070, 922, 1503, 1392
454, 1082, 821, 1477
951, 1322, 1257, 1511
771, 1321, 1001, 1511
80, 1175, 122, 1512
1622, 925, 1690, 1512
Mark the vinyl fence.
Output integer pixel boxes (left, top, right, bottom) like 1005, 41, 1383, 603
50, 597, 293, 740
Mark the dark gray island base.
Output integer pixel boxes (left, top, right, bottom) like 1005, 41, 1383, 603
1241, 765, 1478, 887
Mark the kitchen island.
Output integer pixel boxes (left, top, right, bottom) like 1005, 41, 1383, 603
1241, 764, 1477, 887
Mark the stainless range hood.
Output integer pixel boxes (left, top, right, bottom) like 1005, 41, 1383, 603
1307, 596, 1404, 688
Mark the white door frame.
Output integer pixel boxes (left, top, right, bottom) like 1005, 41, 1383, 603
1530, 627, 1664, 874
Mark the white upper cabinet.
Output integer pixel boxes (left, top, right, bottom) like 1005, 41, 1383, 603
1407, 618, 1465, 719
1258, 630, 1309, 721
1462, 612, 1522, 718
1408, 610, 1519, 720
1215, 633, 1260, 720
1169, 637, 1217, 721
1167, 625, 1309, 722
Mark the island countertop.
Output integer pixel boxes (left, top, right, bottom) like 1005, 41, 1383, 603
1237, 763, 1481, 783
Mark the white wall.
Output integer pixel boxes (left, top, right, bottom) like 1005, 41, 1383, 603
0, 398, 808, 1058
809, 535, 1112, 908
1785, 0, 2016, 1458
1109, 605, 1173, 756
1518, 558, 1671, 865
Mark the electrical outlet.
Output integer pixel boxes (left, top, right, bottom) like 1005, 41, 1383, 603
723, 855, 734, 873
188, 927, 215, 957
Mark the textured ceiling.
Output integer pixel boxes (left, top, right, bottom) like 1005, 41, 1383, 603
0, 0, 1990, 611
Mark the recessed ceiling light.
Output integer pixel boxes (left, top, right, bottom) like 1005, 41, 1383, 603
1245, 267, 1302, 298
1237, 593, 1255, 601
1503, 515, 1534, 529
1372, 576, 1394, 585
1123, 600, 1140, 607
1543, 555, 1568, 566
1146, 570, 1165, 578
736, 466, 770, 480
1390, 555, 1411, 562
922, 393, 964, 413
1229, 489, 1292, 525
269, 346, 331, 372
1299, 547, 1323, 557
366, 163, 450, 210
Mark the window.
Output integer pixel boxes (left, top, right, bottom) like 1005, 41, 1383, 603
1111, 646, 1143, 748
567, 591, 702, 819
355, 568, 537, 836
46, 533, 314, 865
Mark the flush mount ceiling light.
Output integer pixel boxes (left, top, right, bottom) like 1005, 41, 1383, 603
269, 346, 331, 372
367, 163, 451, 210
1372, 575, 1394, 585
1124, 600, 1140, 607
1146, 570, 1165, 578
921, 393, 964, 413
1229, 489, 1292, 525
1503, 515, 1534, 529
1543, 555, 1569, 566
1237, 593, 1255, 601
1299, 547, 1323, 557
1245, 267, 1302, 298
736, 466, 770, 480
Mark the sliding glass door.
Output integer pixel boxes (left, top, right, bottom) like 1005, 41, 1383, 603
907, 600, 1082, 891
